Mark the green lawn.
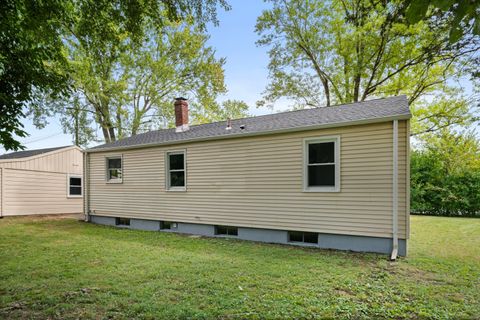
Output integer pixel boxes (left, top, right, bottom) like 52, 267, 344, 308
0, 216, 478, 319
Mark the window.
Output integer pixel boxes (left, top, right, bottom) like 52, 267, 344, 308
116, 217, 130, 226
304, 136, 340, 192
160, 221, 173, 230
107, 157, 122, 182
288, 231, 318, 244
166, 151, 186, 190
68, 175, 82, 197
215, 225, 238, 236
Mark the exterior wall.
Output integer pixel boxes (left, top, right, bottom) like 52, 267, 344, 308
90, 215, 408, 256
87, 121, 409, 241
0, 147, 83, 216
0, 147, 83, 174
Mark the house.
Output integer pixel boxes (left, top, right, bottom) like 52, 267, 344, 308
0, 146, 84, 216
84, 96, 410, 258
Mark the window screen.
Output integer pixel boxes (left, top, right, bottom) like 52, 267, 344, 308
68, 176, 82, 196
160, 221, 172, 230
288, 231, 318, 244
307, 141, 336, 187
116, 217, 130, 226
107, 157, 122, 181
215, 225, 238, 236
167, 152, 186, 189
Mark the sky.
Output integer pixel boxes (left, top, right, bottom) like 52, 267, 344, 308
4, 0, 276, 153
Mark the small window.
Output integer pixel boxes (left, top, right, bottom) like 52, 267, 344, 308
215, 225, 238, 236
304, 137, 340, 192
288, 231, 318, 244
166, 151, 186, 190
68, 175, 82, 197
107, 157, 122, 182
116, 217, 130, 226
160, 221, 172, 230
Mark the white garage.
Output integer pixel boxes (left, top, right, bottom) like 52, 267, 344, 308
0, 146, 83, 216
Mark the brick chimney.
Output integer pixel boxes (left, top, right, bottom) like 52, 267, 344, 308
174, 97, 189, 133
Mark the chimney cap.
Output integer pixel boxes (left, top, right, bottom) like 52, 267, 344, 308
175, 97, 188, 101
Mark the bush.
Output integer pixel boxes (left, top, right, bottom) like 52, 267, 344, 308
411, 150, 480, 217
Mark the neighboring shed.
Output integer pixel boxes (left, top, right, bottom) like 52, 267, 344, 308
85, 96, 410, 257
0, 146, 83, 216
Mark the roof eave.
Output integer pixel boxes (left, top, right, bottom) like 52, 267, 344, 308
0, 145, 83, 162
86, 113, 411, 154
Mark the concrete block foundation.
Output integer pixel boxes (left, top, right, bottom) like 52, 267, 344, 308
89, 215, 407, 256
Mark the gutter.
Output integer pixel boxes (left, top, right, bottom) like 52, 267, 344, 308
391, 119, 399, 260
85, 114, 411, 154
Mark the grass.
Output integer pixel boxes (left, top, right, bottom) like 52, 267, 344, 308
0, 215, 479, 319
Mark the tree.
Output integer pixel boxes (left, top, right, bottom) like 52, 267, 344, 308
1, 0, 230, 151
411, 129, 480, 216
255, 0, 478, 134
192, 100, 251, 124
406, 0, 480, 42
117, 23, 229, 138
61, 97, 98, 147
0, 0, 71, 151
46, 17, 230, 144
410, 90, 479, 136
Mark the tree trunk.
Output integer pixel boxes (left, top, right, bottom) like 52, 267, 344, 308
321, 77, 331, 107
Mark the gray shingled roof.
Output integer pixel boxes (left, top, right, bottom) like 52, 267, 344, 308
89, 95, 410, 152
0, 146, 72, 160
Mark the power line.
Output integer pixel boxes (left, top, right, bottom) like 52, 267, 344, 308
22, 131, 65, 144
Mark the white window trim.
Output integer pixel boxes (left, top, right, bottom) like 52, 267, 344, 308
165, 149, 187, 192
303, 136, 341, 192
67, 174, 83, 198
106, 155, 123, 184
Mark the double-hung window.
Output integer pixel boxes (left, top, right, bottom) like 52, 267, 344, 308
106, 156, 122, 183
68, 175, 82, 197
304, 136, 340, 192
166, 151, 186, 191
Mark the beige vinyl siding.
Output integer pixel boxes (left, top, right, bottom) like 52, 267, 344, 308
0, 147, 83, 216
88, 121, 409, 239
1, 169, 82, 216
0, 147, 83, 174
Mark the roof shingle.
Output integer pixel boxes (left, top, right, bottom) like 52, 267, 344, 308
0, 146, 72, 160
89, 95, 410, 152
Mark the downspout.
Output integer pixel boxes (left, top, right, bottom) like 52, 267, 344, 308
83, 152, 89, 222
0, 167, 3, 218
390, 120, 399, 260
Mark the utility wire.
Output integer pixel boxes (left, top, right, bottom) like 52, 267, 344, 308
22, 131, 65, 144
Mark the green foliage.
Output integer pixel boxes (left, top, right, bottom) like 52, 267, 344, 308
192, 99, 250, 124
0, 106, 28, 152
62, 97, 98, 147
410, 92, 479, 136
411, 131, 480, 216
115, 22, 231, 137
0, 0, 71, 151
0, 216, 479, 318
51, 15, 230, 143
255, 0, 478, 136
31, 2, 240, 144
406, 0, 480, 42
1, 0, 229, 150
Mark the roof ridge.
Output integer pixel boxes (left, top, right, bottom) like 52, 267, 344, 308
188, 95, 407, 127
